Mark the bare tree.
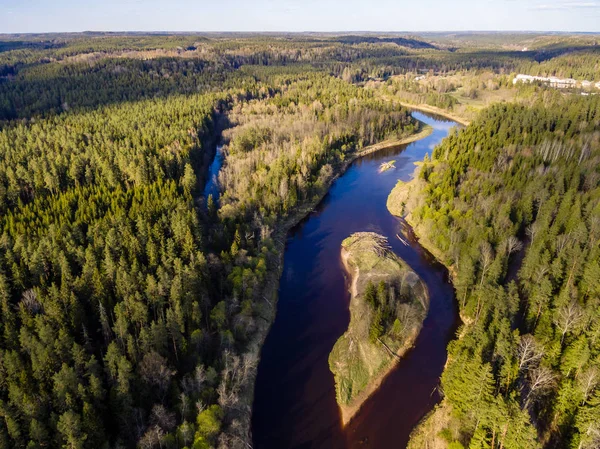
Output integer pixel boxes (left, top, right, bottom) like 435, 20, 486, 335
181, 364, 207, 397
479, 241, 494, 287
195, 364, 207, 389
474, 241, 494, 322
505, 236, 523, 255
278, 177, 288, 201
138, 425, 164, 449
480, 196, 494, 220
217, 351, 258, 410
517, 334, 544, 371
577, 366, 599, 404
317, 164, 333, 186
555, 301, 585, 344
525, 365, 556, 408
449, 228, 463, 269
556, 234, 571, 254
394, 303, 418, 337
534, 266, 549, 283
178, 421, 195, 448
217, 419, 254, 449
99, 303, 112, 344
589, 215, 600, 245
150, 404, 176, 432
140, 352, 176, 403
179, 393, 189, 420
20, 289, 43, 315
526, 223, 539, 245
578, 422, 600, 449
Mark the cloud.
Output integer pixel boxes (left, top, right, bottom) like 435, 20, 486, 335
531, 1, 600, 9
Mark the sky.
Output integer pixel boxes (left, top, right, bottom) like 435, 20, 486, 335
0, 0, 599, 34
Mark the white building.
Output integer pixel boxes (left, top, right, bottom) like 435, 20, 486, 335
513, 74, 536, 84
513, 74, 577, 89
548, 77, 576, 88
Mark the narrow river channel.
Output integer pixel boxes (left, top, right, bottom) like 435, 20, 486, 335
203, 144, 224, 205
248, 111, 460, 449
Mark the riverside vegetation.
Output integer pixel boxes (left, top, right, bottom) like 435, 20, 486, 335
329, 232, 428, 424
388, 95, 600, 449
0, 32, 598, 449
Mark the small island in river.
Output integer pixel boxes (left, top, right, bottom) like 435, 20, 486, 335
329, 232, 429, 425
379, 160, 396, 172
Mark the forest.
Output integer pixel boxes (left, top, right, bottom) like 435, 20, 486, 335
403, 94, 600, 449
0, 33, 421, 449
0, 32, 598, 449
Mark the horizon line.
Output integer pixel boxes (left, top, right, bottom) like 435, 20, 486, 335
2, 30, 600, 36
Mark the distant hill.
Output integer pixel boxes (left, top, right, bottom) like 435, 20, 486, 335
333, 35, 437, 49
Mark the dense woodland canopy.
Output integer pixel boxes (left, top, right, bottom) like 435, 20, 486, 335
406, 95, 600, 449
0, 33, 422, 449
0, 32, 598, 449
218, 73, 415, 222
0, 92, 238, 449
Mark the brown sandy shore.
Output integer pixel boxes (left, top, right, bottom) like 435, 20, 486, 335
235, 123, 435, 444
398, 101, 471, 126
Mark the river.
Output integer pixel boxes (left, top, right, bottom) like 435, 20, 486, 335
247, 111, 459, 449
203, 144, 224, 206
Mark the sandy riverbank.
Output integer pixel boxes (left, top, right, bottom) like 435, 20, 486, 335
398, 102, 471, 126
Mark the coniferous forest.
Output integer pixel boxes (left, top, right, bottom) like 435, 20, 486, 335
401, 95, 600, 449
0, 32, 598, 449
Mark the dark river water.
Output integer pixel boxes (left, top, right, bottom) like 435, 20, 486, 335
203, 144, 224, 206
250, 112, 460, 449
